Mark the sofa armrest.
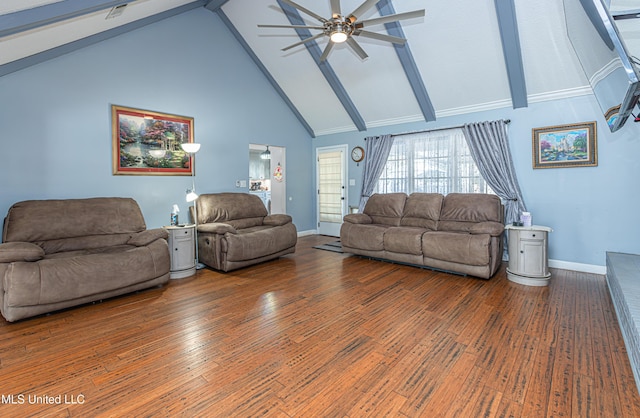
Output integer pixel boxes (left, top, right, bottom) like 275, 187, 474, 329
198, 223, 237, 235
469, 222, 505, 237
0, 242, 45, 262
128, 228, 169, 246
263, 214, 292, 226
343, 213, 372, 224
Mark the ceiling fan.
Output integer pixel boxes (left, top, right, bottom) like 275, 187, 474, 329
258, 0, 425, 61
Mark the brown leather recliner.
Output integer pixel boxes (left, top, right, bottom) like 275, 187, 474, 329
195, 193, 297, 272
0, 197, 170, 322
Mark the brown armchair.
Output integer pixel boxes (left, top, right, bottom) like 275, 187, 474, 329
195, 193, 297, 272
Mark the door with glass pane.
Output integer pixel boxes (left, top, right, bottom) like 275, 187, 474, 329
316, 145, 347, 237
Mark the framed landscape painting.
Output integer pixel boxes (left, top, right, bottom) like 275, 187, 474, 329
532, 121, 598, 169
112, 105, 195, 176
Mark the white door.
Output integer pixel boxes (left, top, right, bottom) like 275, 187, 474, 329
249, 144, 286, 214
316, 145, 348, 237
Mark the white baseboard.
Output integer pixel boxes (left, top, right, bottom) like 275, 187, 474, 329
297, 229, 317, 237
549, 259, 606, 275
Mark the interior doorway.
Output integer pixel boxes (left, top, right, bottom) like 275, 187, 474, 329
316, 145, 348, 237
249, 144, 286, 214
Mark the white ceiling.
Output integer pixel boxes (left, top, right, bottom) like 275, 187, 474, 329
1, 0, 638, 137
1, 0, 64, 15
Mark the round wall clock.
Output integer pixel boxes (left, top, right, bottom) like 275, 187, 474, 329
351, 146, 365, 163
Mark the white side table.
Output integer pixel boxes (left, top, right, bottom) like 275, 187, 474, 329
164, 224, 196, 279
505, 224, 553, 286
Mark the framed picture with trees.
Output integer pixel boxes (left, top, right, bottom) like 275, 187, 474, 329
532, 121, 597, 169
112, 105, 195, 176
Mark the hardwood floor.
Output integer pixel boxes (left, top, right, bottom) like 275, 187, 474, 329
1, 235, 639, 417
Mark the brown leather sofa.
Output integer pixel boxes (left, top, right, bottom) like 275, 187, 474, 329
340, 193, 504, 279
195, 193, 297, 272
0, 197, 170, 322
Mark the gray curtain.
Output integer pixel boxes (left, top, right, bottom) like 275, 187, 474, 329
462, 120, 526, 224
358, 134, 395, 212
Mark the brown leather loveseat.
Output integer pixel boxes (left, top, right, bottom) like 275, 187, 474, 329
340, 193, 504, 279
0, 197, 171, 322
195, 193, 297, 272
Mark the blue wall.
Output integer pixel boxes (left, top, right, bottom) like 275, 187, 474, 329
0, 9, 315, 232
313, 95, 640, 268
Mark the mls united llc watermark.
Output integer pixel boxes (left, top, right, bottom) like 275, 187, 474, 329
2, 393, 85, 405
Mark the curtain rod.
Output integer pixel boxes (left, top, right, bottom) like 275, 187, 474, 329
370, 119, 511, 139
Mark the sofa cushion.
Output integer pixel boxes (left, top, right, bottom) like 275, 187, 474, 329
196, 193, 267, 226
263, 214, 293, 226
226, 218, 267, 230
438, 193, 503, 233
37, 234, 132, 255
4, 239, 169, 307
127, 228, 169, 246
400, 193, 443, 230
362, 193, 407, 226
340, 223, 389, 251
198, 223, 237, 235
422, 231, 491, 266
3, 197, 146, 243
343, 213, 372, 224
223, 223, 297, 261
469, 222, 505, 237
0, 242, 45, 262
384, 227, 425, 255
42, 244, 135, 259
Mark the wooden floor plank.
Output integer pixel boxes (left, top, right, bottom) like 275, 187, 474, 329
546, 269, 575, 417
0, 235, 638, 417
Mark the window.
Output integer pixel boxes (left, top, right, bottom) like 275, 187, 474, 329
376, 128, 493, 195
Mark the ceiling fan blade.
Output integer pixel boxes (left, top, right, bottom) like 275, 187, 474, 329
358, 10, 425, 28
282, 33, 325, 51
354, 30, 407, 44
258, 24, 325, 30
320, 41, 335, 62
612, 11, 640, 20
330, 0, 341, 18
346, 37, 369, 60
347, 0, 379, 22
281, 0, 328, 23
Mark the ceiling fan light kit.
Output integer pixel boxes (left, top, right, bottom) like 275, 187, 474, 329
258, 0, 425, 61
329, 21, 350, 43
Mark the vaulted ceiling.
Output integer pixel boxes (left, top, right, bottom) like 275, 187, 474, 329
1, 0, 637, 137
